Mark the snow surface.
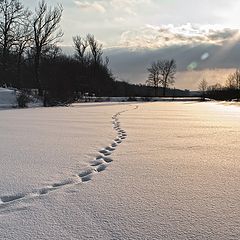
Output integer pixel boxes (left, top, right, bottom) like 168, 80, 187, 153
1, 102, 240, 239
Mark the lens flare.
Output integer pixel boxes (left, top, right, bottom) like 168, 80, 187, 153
201, 52, 209, 60
187, 61, 198, 70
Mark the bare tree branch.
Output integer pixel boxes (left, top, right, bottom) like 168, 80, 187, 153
0, 0, 29, 85
32, 0, 63, 96
226, 69, 240, 90
87, 34, 103, 65
73, 35, 88, 63
146, 59, 176, 96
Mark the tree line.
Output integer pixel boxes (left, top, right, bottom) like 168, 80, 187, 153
199, 69, 240, 100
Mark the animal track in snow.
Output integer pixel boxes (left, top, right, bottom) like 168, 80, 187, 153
79, 168, 96, 182
90, 159, 105, 166
0, 193, 26, 204
96, 163, 108, 172
0, 105, 138, 208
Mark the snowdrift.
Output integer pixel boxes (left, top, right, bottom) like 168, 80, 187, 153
0, 87, 17, 108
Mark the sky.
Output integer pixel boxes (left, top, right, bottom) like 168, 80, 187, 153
24, 0, 240, 90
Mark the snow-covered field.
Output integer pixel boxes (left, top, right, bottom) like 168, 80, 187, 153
1, 102, 240, 239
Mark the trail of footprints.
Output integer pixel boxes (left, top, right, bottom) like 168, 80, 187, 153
0, 106, 137, 207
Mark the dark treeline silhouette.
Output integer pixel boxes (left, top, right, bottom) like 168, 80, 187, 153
207, 88, 240, 101
0, 0, 188, 106
112, 81, 189, 97
200, 69, 240, 101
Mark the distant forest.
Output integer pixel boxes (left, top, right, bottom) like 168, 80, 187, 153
197, 70, 240, 101
0, 0, 190, 105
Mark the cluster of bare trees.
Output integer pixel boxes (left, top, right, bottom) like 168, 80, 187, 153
72, 34, 109, 79
0, 0, 30, 86
0, 0, 117, 104
199, 69, 240, 100
146, 59, 176, 96
225, 69, 240, 90
200, 69, 240, 92
0, 0, 63, 95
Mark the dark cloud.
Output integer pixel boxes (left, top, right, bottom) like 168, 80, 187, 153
207, 28, 238, 41
104, 42, 240, 88
62, 40, 240, 89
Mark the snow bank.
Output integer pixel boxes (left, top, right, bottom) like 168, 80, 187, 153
0, 87, 17, 108
81, 96, 203, 102
0, 88, 43, 109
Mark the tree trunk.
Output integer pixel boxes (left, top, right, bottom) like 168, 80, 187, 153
154, 86, 158, 97
16, 53, 22, 89
34, 51, 43, 96
2, 42, 8, 86
163, 85, 166, 97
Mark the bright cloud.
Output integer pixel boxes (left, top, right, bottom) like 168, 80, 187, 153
110, 0, 151, 15
74, 1, 106, 13
74, 0, 151, 15
119, 24, 240, 48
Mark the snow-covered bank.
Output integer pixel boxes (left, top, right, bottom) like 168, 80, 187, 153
79, 96, 203, 102
1, 102, 240, 239
0, 87, 202, 110
0, 87, 43, 109
0, 88, 17, 108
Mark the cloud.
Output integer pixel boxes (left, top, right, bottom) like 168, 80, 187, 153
74, 1, 106, 13
110, 0, 151, 16
119, 24, 240, 48
103, 42, 240, 89
113, 17, 126, 23
74, 0, 151, 15
62, 41, 240, 90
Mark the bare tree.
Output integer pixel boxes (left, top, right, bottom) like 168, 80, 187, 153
42, 44, 61, 59
32, 0, 63, 96
198, 78, 208, 100
226, 69, 240, 90
208, 83, 222, 91
158, 59, 176, 97
104, 56, 109, 67
73, 35, 88, 64
146, 62, 160, 96
14, 14, 32, 88
87, 34, 103, 65
232, 69, 240, 90
0, 0, 28, 85
146, 59, 176, 97
86, 34, 103, 95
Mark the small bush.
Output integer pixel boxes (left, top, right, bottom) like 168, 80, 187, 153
127, 97, 137, 101
17, 91, 30, 108
141, 97, 152, 102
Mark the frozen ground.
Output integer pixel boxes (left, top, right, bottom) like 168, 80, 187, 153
1, 102, 240, 239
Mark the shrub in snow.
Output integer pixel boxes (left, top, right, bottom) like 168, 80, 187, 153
127, 97, 137, 101
141, 97, 152, 102
17, 91, 30, 108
